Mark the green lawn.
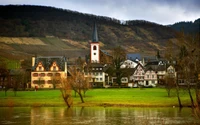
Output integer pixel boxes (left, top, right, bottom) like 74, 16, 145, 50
0, 88, 196, 107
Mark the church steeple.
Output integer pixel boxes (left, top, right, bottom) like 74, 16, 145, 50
92, 22, 98, 42
90, 22, 100, 63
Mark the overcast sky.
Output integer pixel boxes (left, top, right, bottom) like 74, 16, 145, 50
1, 0, 200, 25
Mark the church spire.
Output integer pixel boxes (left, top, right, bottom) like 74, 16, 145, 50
92, 22, 99, 42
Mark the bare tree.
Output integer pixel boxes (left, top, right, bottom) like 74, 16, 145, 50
12, 70, 26, 96
164, 40, 183, 107
60, 77, 73, 108
68, 65, 90, 103
111, 46, 126, 86
164, 75, 176, 97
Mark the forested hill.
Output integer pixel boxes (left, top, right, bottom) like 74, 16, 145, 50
170, 18, 200, 34
0, 5, 183, 60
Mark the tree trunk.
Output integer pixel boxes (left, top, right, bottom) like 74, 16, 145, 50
167, 89, 170, 97
196, 89, 200, 107
188, 88, 195, 107
78, 92, 84, 103
176, 83, 182, 107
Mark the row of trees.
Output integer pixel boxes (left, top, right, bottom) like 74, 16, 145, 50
164, 31, 200, 114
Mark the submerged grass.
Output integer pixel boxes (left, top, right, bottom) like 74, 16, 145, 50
0, 88, 195, 107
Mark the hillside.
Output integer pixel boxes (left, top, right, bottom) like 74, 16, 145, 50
170, 18, 200, 34
0, 5, 187, 60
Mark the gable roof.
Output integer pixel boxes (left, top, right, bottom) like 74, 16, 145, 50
32, 56, 66, 71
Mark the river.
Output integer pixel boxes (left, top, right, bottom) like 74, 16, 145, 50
0, 107, 199, 125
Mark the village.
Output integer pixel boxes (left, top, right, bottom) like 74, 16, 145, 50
29, 22, 197, 90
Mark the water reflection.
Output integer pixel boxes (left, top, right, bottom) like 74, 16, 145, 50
0, 107, 199, 125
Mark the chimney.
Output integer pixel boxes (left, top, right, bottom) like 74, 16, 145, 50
32, 56, 35, 67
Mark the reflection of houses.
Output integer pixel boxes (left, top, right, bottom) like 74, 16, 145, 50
31, 56, 67, 88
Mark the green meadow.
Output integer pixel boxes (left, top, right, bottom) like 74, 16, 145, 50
0, 88, 195, 107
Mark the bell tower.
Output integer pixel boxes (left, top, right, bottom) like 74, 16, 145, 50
90, 22, 100, 63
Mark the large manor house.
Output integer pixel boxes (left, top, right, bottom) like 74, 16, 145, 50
30, 23, 186, 89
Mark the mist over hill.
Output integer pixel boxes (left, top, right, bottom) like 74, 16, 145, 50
0, 5, 197, 60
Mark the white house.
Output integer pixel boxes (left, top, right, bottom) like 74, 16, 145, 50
144, 67, 157, 87
120, 59, 138, 68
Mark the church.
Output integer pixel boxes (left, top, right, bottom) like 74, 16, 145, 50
84, 22, 113, 87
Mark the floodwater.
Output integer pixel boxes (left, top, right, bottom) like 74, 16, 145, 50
0, 107, 199, 125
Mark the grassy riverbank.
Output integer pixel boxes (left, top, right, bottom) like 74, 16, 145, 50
0, 88, 196, 107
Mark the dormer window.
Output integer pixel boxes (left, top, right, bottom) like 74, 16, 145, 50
50, 62, 59, 71
36, 62, 44, 71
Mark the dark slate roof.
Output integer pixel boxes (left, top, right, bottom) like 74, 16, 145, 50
127, 53, 141, 61
32, 56, 66, 71
157, 65, 166, 71
146, 61, 159, 66
145, 66, 155, 72
92, 22, 99, 42
100, 50, 112, 56
145, 64, 166, 72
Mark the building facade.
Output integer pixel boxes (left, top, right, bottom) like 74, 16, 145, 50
31, 56, 67, 89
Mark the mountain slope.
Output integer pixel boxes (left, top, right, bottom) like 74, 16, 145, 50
0, 5, 181, 60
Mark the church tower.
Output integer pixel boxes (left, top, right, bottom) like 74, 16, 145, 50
90, 22, 100, 63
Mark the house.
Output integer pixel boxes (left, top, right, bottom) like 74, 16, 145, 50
120, 59, 138, 68
156, 65, 166, 84
84, 63, 109, 87
166, 65, 176, 78
145, 60, 167, 85
31, 56, 68, 89
144, 67, 157, 87
130, 63, 145, 87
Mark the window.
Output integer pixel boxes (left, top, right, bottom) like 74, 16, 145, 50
100, 78, 102, 81
100, 68, 102, 70
39, 66, 42, 71
47, 73, 53, 77
33, 80, 45, 84
93, 46, 97, 50
53, 66, 57, 71
147, 75, 149, 78
94, 53, 96, 55
55, 73, 60, 76
33, 73, 38, 77
40, 73, 45, 77
152, 75, 154, 78
47, 80, 52, 84
100, 72, 102, 76
96, 78, 98, 81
